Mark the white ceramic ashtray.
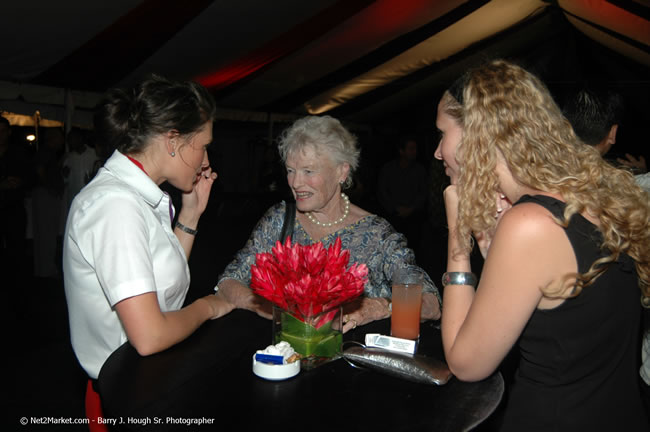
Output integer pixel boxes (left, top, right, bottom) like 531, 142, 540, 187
252, 341, 301, 381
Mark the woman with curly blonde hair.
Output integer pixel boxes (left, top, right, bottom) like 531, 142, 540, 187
435, 59, 649, 431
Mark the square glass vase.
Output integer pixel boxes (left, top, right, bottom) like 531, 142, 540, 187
272, 305, 343, 370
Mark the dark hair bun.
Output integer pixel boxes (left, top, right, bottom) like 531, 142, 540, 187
94, 74, 216, 154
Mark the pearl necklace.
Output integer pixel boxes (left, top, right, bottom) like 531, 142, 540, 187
306, 193, 350, 227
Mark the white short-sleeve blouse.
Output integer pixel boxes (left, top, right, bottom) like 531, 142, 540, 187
63, 150, 190, 379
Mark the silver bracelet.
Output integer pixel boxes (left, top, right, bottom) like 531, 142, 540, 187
175, 221, 198, 235
442, 272, 477, 287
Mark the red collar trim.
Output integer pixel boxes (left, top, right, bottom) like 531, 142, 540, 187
126, 155, 148, 175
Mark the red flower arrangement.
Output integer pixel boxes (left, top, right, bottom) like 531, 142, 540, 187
250, 237, 368, 328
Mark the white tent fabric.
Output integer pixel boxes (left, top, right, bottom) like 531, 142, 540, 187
0, 81, 103, 127
0, 0, 648, 128
305, 0, 549, 114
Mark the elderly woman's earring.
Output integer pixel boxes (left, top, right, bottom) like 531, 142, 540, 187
170, 151, 175, 157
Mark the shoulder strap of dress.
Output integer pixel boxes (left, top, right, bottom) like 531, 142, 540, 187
516, 194, 565, 219
280, 199, 296, 243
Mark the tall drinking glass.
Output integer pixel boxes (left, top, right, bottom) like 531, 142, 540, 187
390, 267, 423, 340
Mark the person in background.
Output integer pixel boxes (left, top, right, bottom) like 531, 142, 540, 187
216, 115, 441, 332
618, 153, 647, 173
88, 109, 118, 180
562, 87, 624, 157
562, 86, 648, 183
376, 136, 428, 254
63, 75, 233, 422
0, 115, 30, 288
32, 127, 65, 278
435, 60, 649, 430
61, 127, 98, 211
636, 172, 650, 193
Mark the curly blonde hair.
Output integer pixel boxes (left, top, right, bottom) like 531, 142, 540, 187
450, 60, 650, 299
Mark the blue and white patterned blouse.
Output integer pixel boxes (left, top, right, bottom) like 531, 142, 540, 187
217, 201, 440, 304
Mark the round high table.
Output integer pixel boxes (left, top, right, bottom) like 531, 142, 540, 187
97, 310, 503, 431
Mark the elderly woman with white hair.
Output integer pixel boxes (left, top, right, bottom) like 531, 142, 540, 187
215, 115, 441, 331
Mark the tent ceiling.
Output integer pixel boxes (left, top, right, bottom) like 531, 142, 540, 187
1, 0, 648, 128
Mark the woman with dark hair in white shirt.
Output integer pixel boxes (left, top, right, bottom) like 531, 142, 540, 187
63, 75, 233, 424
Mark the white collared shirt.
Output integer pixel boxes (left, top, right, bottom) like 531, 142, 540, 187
63, 150, 190, 379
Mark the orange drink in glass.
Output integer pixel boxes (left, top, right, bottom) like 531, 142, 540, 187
390, 268, 423, 341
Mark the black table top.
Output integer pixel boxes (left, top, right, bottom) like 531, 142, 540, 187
98, 309, 503, 431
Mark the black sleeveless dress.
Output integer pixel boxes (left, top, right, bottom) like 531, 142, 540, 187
500, 195, 648, 431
